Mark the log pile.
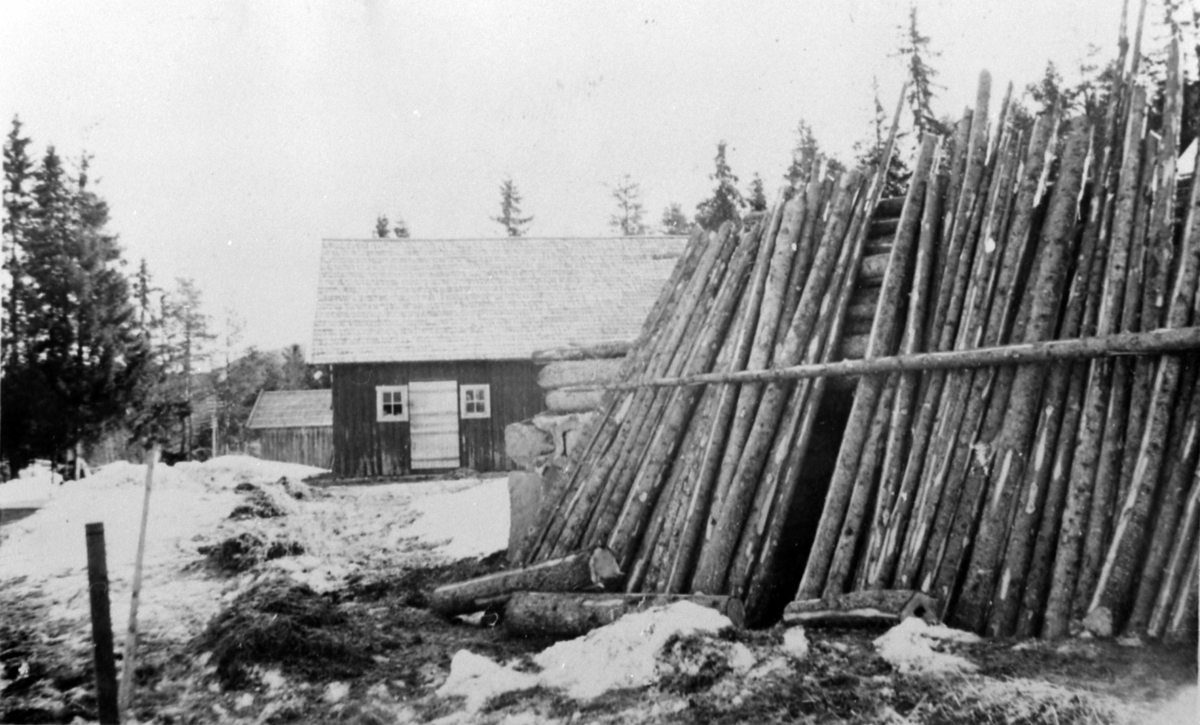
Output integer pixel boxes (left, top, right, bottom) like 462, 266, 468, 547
791, 24, 1199, 640
494, 5, 1198, 640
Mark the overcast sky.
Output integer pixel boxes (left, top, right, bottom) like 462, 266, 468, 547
0, 0, 1151, 355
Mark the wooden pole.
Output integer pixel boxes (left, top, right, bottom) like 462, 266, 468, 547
819, 131, 938, 597
571, 326, 1200, 392
950, 116, 1092, 631
1124, 359, 1200, 633
1087, 104, 1200, 628
862, 168, 945, 589
689, 169, 864, 595
119, 444, 159, 717
1075, 87, 1150, 620
1147, 465, 1200, 638
605, 223, 759, 569
85, 522, 120, 725
523, 226, 709, 563
738, 166, 881, 611
988, 120, 1108, 636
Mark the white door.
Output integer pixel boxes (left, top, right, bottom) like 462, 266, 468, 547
409, 381, 461, 470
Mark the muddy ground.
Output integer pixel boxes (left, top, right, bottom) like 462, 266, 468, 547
1, 461, 1195, 724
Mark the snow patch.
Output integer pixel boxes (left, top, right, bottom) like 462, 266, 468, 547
398, 477, 509, 559
782, 626, 809, 660
0, 456, 326, 637
873, 617, 980, 675
436, 650, 539, 712
438, 601, 735, 710
534, 600, 733, 698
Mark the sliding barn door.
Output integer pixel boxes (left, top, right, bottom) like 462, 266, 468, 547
408, 381, 460, 470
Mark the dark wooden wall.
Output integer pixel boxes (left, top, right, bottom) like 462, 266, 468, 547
255, 426, 334, 469
331, 360, 544, 478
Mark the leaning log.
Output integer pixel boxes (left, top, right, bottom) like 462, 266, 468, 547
429, 548, 622, 616
504, 591, 745, 638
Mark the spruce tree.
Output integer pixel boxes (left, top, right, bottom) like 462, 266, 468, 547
392, 216, 410, 238
492, 177, 533, 237
746, 174, 768, 212
893, 5, 943, 133
784, 120, 823, 187
609, 173, 649, 235
3, 116, 33, 370
694, 141, 743, 231
660, 203, 691, 235
854, 77, 911, 197
2, 143, 147, 472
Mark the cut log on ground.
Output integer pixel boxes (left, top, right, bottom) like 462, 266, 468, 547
504, 591, 746, 638
532, 341, 635, 363
430, 548, 622, 616
783, 590, 941, 628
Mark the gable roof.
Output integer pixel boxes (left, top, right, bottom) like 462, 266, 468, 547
246, 389, 333, 429
311, 236, 687, 364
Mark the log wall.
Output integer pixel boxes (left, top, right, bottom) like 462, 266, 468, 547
331, 360, 544, 477
254, 426, 334, 469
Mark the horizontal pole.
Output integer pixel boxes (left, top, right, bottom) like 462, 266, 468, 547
562, 327, 1200, 392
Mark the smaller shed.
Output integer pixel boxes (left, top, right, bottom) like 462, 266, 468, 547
246, 389, 334, 469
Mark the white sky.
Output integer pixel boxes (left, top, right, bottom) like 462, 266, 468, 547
0, 0, 1155, 353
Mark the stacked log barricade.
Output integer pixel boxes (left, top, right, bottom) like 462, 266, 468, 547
438, 10, 1199, 642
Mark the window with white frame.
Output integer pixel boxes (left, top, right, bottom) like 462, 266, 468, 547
376, 385, 409, 422
460, 384, 491, 419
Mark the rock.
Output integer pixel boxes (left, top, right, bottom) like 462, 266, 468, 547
507, 470, 552, 562
504, 422, 555, 470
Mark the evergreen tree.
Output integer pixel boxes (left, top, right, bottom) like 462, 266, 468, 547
694, 141, 743, 231
153, 278, 215, 458
282, 343, 311, 389
1, 143, 147, 473
492, 177, 533, 237
373, 213, 411, 239
609, 173, 649, 235
660, 203, 691, 235
393, 216, 410, 238
893, 5, 943, 133
746, 174, 768, 212
3, 116, 33, 370
784, 119, 824, 187
854, 78, 911, 197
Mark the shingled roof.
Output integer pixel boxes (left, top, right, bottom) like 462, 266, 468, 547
311, 237, 688, 364
246, 389, 333, 429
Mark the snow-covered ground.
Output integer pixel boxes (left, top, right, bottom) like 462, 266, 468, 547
0, 456, 508, 644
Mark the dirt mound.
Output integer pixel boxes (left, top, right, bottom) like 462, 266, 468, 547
228, 488, 287, 519
195, 577, 371, 689
198, 532, 305, 574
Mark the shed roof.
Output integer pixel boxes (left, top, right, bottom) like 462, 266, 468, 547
311, 236, 688, 364
246, 389, 333, 429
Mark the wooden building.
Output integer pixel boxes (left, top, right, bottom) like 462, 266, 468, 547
311, 236, 687, 478
245, 389, 334, 468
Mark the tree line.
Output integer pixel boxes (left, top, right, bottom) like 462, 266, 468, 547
1, 118, 325, 477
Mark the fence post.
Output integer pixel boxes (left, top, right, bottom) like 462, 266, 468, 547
85, 522, 120, 724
